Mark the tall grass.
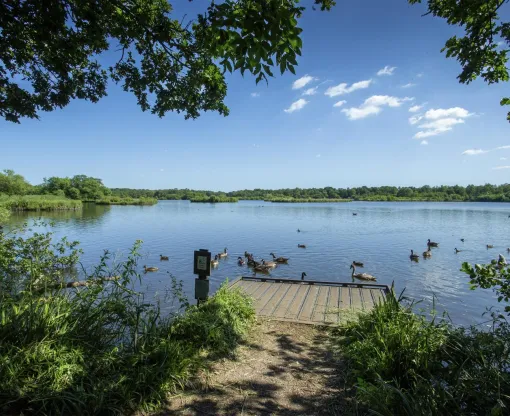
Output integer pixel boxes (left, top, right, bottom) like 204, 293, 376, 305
189, 195, 239, 203
95, 196, 157, 205
333, 291, 510, 415
0, 224, 254, 415
0, 194, 82, 211
265, 197, 351, 203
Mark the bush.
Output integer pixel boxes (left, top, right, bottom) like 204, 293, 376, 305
0, 224, 254, 415
95, 196, 157, 205
334, 291, 510, 415
0, 195, 82, 211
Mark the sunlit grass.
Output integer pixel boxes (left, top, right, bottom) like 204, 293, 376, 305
0, 194, 82, 210
95, 196, 158, 205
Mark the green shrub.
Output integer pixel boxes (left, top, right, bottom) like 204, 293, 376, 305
334, 291, 510, 415
0, 206, 9, 223
0, 194, 82, 211
0, 224, 254, 415
95, 196, 157, 205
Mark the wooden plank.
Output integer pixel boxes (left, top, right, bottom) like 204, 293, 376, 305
311, 285, 330, 323
371, 288, 384, 305
298, 285, 319, 322
339, 286, 351, 309
362, 288, 375, 310
240, 280, 263, 296
272, 284, 300, 318
350, 287, 363, 310
259, 283, 289, 316
250, 282, 272, 300
325, 286, 340, 323
236, 280, 258, 295
285, 285, 310, 320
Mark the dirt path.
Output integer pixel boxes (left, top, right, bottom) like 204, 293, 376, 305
160, 319, 348, 415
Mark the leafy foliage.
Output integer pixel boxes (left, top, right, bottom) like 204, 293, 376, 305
335, 291, 510, 415
410, 0, 510, 121
0, 169, 31, 195
0, 0, 334, 123
95, 195, 157, 205
0, 194, 82, 211
112, 183, 510, 202
0, 224, 255, 414
41, 175, 111, 201
462, 260, 510, 313
0, 207, 10, 224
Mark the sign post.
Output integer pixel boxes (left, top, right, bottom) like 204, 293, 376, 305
193, 249, 211, 305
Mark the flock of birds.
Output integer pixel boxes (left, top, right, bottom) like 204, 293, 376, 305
142, 230, 510, 280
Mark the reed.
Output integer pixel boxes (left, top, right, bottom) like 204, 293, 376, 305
333, 290, 510, 415
0, 194, 82, 211
0, 224, 254, 415
95, 196, 158, 205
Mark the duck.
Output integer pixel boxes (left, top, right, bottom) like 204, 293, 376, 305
350, 264, 376, 281
244, 251, 251, 258
237, 256, 245, 266
297, 229, 301, 232
423, 248, 432, 257
270, 253, 289, 263
352, 213, 358, 216
218, 248, 228, 258
298, 244, 306, 248
301, 272, 307, 280
427, 239, 439, 247
454, 248, 462, 254
487, 244, 494, 249
211, 255, 219, 267
262, 259, 277, 268
352, 261, 364, 267
160, 255, 169, 261
410, 250, 419, 260
254, 264, 271, 273
460, 238, 465, 242
144, 265, 159, 272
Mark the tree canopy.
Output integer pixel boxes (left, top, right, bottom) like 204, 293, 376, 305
41, 175, 111, 201
0, 0, 334, 123
1, 0, 508, 123
0, 170, 31, 195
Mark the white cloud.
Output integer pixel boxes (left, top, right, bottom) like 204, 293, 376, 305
341, 95, 412, 120
284, 98, 308, 113
377, 66, 397, 76
401, 83, 417, 88
324, 79, 372, 97
333, 100, 347, 107
292, 75, 317, 90
414, 129, 446, 139
409, 115, 423, 125
409, 104, 425, 113
250, 92, 260, 97
419, 118, 465, 131
303, 87, 318, 96
461, 145, 510, 156
462, 149, 489, 156
420, 140, 428, 145
493, 166, 510, 170
424, 107, 471, 120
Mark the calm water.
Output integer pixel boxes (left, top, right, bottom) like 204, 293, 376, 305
6, 201, 510, 326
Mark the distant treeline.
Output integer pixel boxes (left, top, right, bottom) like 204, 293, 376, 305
111, 184, 510, 202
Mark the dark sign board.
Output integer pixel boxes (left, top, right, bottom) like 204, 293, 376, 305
193, 249, 211, 277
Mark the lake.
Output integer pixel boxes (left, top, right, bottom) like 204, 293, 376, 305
6, 200, 510, 326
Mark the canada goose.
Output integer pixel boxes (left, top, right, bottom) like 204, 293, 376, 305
254, 264, 271, 273
262, 259, 277, 268
301, 272, 307, 280
144, 265, 159, 272
160, 255, 169, 261
460, 238, 465, 242
211, 255, 219, 267
244, 251, 250, 258
298, 244, 306, 248
352, 261, 364, 267
454, 248, 462, 254
350, 264, 376, 281
410, 250, 419, 260
218, 248, 228, 258
487, 244, 494, 249
423, 248, 432, 257
270, 253, 289, 263
427, 239, 439, 247
498, 254, 507, 265
237, 256, 245, 266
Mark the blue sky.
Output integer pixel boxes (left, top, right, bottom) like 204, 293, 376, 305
1, 0, 509, 191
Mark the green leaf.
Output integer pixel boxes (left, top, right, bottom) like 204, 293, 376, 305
501, 97, 510, 106
288, 65, 296, 75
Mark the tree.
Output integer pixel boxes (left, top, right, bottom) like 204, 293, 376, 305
410, 0, 510, 121
0, 170, 30, 195
0, 0, 335, 123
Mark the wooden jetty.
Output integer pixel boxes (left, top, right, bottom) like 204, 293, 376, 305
230, 276, 390, 325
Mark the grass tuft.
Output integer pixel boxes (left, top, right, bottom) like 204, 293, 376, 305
0, 194, 82, 211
